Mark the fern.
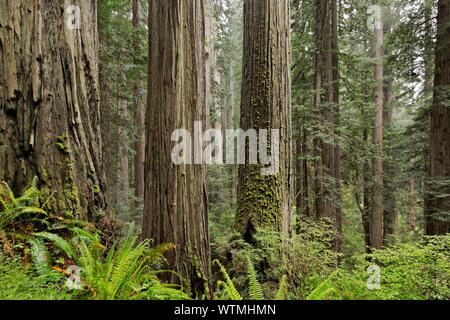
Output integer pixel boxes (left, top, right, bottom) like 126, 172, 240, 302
275, 275, 288, 300
34, 232, 74, 259
213, 260, 242, 300
28, 237, 50, 276
246, 256, 264, 300
306, 271, 338, 300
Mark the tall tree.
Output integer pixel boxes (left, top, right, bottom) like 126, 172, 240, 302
143, 0, 212, 297
382, 12, 397, 242
0, 0, 107, 220
371, 2, 384, 250
133, 0, 145, 208
331, 0, 342, 252
427, 0, 450, 235
312, 0, 341, 248
236, 0, 293, 239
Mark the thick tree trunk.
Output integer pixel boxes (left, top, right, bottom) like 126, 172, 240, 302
0, 0, 107, 220
132, 0, 145, 208
143, 0, 212, 298
236, 0, 293, 238
427, 0, 450, 235
423, 0, 434, 235
371, 13, 384, 250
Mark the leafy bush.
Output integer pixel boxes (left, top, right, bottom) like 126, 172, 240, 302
332, 235, 450, 300
212, 216, 340, 299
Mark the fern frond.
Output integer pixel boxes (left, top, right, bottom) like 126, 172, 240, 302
306, 271, 338, 300
246, 256, 264, 300
213, 260, 242, 300
275, 275, 288, 300
34, 232, 74, 259
28, 237, 50, 276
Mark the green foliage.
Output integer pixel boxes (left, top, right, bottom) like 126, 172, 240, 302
213, 259, 243, 300
28, 237, 51, 276
0, 253, 71, 300
306, 271, 338, 300
0, 178, 47, 233
246, 256, 264, 300
40, 225, 188, 300
330, 235, 450, 300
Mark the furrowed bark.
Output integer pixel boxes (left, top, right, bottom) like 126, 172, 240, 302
0, 0, 107, 221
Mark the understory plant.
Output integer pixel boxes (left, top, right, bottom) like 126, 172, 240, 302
35, 225, 190, 300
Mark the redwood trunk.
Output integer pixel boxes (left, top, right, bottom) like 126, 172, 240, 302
132, 0, 145, 208
427, 0, 450, 235
236, 0, 293, 238
0, 0, 107, 221
143, 0, 212, 297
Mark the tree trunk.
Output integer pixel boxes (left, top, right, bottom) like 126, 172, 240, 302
236, 0, 293, 239
382, 17, 397, 242
362, 128, 371, 252
370, 9, 384, 250
331, 0, 342, 252
117, 98, 128, 209
229, 63, 237, 207
143, 0, 212, 298
427, 0, 450, 235
132, 0, 145, 208
0, 0, 107, 221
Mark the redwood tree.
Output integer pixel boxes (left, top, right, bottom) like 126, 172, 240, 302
236, 0, 294, 239
143, 0, 212, 297
0, 0, 107, 220
427, 0, 450, 235
371, 3, 384, 250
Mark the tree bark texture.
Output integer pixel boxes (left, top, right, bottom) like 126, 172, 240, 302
0, 0, 107, 221
236, 0, 293, 239
427, 0, 450, 235
143, 0, 212, 297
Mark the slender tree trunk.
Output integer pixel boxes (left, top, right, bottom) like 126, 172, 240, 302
314, 0, 334, 221
362, 128, 371, 252
132, 0, 145, 208
0, 0, 107, 220
143, 0, 212, 297
427, 0, 450, 235
229, 63, 237, 207
382, 17, 397, 242
331, 0, 342, 252
236, 0, 293, 239
117, 98, 129, 209
409, 179, 415, 231
371, 9, 384, 250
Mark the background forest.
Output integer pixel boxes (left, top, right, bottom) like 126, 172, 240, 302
0, 0, 449, 301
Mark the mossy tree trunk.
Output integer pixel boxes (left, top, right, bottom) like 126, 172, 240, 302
427, 0, 450, 235
236, 0, 293, 239
0, 0, 107, 221
143, 0, 212, 298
